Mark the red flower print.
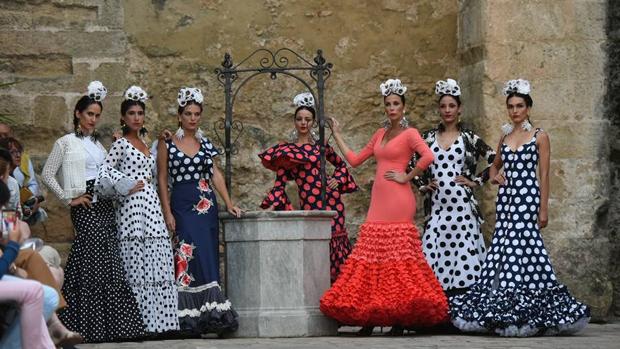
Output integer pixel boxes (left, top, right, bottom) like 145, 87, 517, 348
180, 273, 192, 287
175, 256, 188, 278
197, 178, 211, 193
193, 197, 213, 214
180, 243, 194, 258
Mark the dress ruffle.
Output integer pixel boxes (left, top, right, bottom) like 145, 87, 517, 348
320, 222, 449, 326
259, 185, 293, 210
450, 283, 591, 336
178, 282, 239, 334
258, 143, 313, 171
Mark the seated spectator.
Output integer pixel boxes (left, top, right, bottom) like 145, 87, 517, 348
0, 137, 47, 225
0, 180, 57, 349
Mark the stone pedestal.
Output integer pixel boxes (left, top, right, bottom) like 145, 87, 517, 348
220, 210, 338, 337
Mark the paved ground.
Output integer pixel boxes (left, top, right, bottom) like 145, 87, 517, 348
76, 323, 619, 349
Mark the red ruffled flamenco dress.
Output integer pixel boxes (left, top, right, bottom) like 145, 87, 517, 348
320, 128, 449, 327
259, 142, 359, 283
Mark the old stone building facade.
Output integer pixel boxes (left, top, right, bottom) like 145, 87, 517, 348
0, 0, 616, 320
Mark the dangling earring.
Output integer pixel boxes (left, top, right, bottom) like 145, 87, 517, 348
175, 127, 185, 140
521, 119, 532, 131
288, 129, 298, 142
501, 123, 514, 135
75, 123, 84, 138
91, 128, 100, 141
120, 121, 129, 135
195, 127, 204, 140
139, 127, 148, 137
310, 129, 318, 142
399, 116, 409, 128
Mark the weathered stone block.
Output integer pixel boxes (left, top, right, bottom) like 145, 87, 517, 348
33, 95, 69, 130
0, 31, 127, 57
0, 54, 72, 77
222, 210, 338, 337
0, 94, 33, 125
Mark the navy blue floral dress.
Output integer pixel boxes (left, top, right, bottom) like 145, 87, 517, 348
166, 137, 238, 334
450, 129, 590, 336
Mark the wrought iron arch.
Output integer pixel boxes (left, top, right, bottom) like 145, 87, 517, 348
214, 48, 333, 207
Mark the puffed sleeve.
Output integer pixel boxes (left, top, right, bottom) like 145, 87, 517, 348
95, 139, 137, 198
344, 128, 382, 167
407, 128, 434, 171
260, 168, 294, 210
326, 145, 358, 193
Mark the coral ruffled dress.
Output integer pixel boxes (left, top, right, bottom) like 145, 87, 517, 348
320, 128, 449, 327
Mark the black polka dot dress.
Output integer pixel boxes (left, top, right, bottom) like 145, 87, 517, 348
424, 136, 486, 292
59, 179, 146, 342
450, 129, 590, 336
96, 138, 179, 334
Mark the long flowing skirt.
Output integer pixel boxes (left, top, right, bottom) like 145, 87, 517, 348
59, 180, 145, 342
320, 222, 449, 326
172, 181, 238, 334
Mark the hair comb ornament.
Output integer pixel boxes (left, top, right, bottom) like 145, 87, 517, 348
124, 86, 148, 103
177, 87, 204, 107
435, 78, 461, 96
380, 78, 407, 96
503, 79, 531, 96
293, 92, 315, 108
87, 81, 107, 102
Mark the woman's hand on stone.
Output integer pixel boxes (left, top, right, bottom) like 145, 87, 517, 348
491, 172, 506, 185
228, 205, 242, 218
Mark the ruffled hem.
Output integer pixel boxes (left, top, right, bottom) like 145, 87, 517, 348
450, 283, 591, 336
258, 143, 312, 171
178, 281, 239, 334
320, 222, 449, 326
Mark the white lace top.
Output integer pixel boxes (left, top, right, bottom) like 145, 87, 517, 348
42, 133, 107, 205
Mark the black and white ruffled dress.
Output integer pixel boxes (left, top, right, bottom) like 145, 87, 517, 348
96, 137, 179, 334
450, 129, 590, 336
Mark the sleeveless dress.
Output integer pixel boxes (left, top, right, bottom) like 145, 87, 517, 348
96, 137, 179, 333
165, 138, 239, 334
423, 136, 486, 292
258, 143, 358, 283
320, 128, 449, 327
450, 129, 591, 336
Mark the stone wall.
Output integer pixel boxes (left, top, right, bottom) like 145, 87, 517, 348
458, 0, 612, 320
605, 0, 620, 318
0, 0, 616, 320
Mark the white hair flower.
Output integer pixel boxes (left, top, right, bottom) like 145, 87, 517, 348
293, 92, 314, 108
380, 78, 407, 96
177, 87, 204, 107
435, 78, 461, 96
124, 85, 148, 103
87, 81, 107, 102
503, 79, 531, 96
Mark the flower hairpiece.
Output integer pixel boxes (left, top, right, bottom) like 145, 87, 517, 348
124, 85, 148, 103
177, 87, 204, 107
380, 78, 407, 96
87, 81, 107, 102
503, 79, 531, 96
293, 92, 314, 108
435, 78, 461, 97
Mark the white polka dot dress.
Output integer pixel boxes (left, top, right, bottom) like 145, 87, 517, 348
423, 136, 486, 291
96, 138, 179, 334
450, 129, 590, 336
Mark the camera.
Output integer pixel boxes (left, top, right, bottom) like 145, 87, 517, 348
23, 195, 45, 207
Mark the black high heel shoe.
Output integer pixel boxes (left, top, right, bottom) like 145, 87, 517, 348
356, 326, 374, 336
385, 325, 404, 336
